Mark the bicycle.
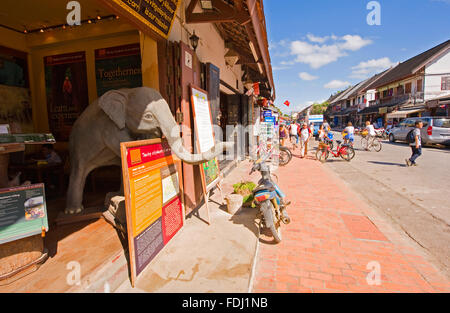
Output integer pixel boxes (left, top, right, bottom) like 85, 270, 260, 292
315, 140, 355, 163
361, 135, 382, 152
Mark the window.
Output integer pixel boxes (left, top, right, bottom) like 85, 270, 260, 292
432, 118, 450, 128
442, 77, 450, 90
405, 82, 412, 94
417, 79, 423, 92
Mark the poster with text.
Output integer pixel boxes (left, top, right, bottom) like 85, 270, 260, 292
121, 139, 183, 286
0, 184, 48, 245
44, 52, 89, 141
95, 44, 143, 97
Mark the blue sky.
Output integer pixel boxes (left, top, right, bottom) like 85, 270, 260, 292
264, 0, 450, 114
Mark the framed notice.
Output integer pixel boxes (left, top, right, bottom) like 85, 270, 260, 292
121, 139, 184, 287
0, 184, 49, 245
190, 85, 221, 192
44, 52, 89, 141
95, 43, 143, 97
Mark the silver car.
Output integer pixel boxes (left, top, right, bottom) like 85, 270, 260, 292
389, 117, 450, 146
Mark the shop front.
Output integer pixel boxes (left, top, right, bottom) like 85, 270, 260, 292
0, 0, 275, 290
0, 0, 176, 289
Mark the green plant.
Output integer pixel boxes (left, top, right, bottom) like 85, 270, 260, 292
233, 181, 256, 206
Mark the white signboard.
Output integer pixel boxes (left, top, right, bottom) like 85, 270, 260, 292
191, 87, 215, 153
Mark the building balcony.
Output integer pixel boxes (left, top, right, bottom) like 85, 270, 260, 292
369, 92, 425, 107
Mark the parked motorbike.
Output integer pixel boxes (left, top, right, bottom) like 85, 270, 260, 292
374, 128, 387, 139
250, 149, 291, 243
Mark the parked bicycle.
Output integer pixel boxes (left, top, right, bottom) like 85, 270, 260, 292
315, 139, 355, 163
251, 143, 292, 167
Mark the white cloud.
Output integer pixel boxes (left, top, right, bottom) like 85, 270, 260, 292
306, 34, 329, 43
289, 34, 372, 69
324, 80, 351, 89
299, 72, 319, 81
350, 57, 396, 79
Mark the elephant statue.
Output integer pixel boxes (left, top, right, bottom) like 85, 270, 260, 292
65, 87, 233, 214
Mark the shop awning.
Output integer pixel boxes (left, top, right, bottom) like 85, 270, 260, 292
386, 108, 425, 119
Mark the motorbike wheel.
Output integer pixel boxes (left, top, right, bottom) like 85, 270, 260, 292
340, 146, 355, 161
315, 147, 329, 163
261, 201, 282, 243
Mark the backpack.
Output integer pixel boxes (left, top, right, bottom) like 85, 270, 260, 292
406, 129, 415, 144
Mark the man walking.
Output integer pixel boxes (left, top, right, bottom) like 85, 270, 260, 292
300, 122, 311, 158
405, 120, 423, 167
290, 122, 299, 149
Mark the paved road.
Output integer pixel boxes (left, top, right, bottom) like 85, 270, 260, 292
309, 133, 450, 277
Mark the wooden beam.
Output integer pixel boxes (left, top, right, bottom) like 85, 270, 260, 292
186, 0, 250, 24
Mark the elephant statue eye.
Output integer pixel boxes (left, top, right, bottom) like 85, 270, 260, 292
144, 113, 154, 121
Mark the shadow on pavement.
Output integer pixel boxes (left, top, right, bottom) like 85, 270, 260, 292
368, 161, 407, 167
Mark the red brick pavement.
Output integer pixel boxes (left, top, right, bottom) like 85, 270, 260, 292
252, 154, 450, 293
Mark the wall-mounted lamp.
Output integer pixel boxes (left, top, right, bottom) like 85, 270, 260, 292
189, 31, 200, 52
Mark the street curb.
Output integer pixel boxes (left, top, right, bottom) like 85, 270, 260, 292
247, 220, 262, 293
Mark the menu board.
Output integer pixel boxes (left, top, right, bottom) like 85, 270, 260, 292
109, 0, 180, 39
190, 86, 221, 192
95, 43, 143, 97
0, 184, 48, 245
121, 139, 183, 286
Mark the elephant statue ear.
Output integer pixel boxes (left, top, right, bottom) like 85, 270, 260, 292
98, 90, 128, 130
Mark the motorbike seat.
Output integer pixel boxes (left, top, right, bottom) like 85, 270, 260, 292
336, 140, 342, 145
253, 184, 275, 193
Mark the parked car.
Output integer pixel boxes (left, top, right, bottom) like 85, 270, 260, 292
388, 117, 450, 146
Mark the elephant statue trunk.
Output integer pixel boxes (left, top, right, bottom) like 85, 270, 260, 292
64, 87, 233, 215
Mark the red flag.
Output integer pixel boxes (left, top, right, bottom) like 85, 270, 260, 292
284, 100, 290, 107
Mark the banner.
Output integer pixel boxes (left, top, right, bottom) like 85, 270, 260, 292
44, 52, 89, 141
0, 184, 48, 245
95, 44, 143, 97
121, 139, 183, 286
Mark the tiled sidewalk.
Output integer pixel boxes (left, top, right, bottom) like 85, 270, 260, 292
252, 153, 450, 293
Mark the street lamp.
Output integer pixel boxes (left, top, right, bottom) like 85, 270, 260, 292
189, 31, 200, 52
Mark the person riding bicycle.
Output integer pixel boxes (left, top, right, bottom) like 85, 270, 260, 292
343, 122, 355, 145
363, 120, 377, 150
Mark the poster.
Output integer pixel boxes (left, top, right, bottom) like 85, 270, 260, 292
0, 85, 33, 134
0, 184, 48, 245
44, 52, 89, 141
95, 44, 143, 97
190, 86, 221, 192
121, 139, 183, 286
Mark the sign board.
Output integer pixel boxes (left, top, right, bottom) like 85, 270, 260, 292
190, 86, 221, 192
309, 115, 324, 123
95, 43, 143, 97
0, 184, 48, 245
379, 107, 388, 114
121, 139, 184, 287
110, 0, 180, 39
264, 116, 276, 124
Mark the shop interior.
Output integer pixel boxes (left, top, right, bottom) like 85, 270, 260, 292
0, 0, 162, 290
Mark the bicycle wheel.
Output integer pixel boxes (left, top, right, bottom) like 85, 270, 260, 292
372, 138, 382, 152
361, 137, 369, 150
279, 149, 291, 166
315, 147, 329, 163
340, 146, 355, 161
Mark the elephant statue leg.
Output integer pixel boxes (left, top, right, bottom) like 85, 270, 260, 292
65, 164, 90, 215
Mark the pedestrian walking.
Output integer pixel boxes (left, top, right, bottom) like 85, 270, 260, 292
279, 124, 288, 147
289, 122, 299, 148
405, 120, 423, 167
300, 122, 311, 158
